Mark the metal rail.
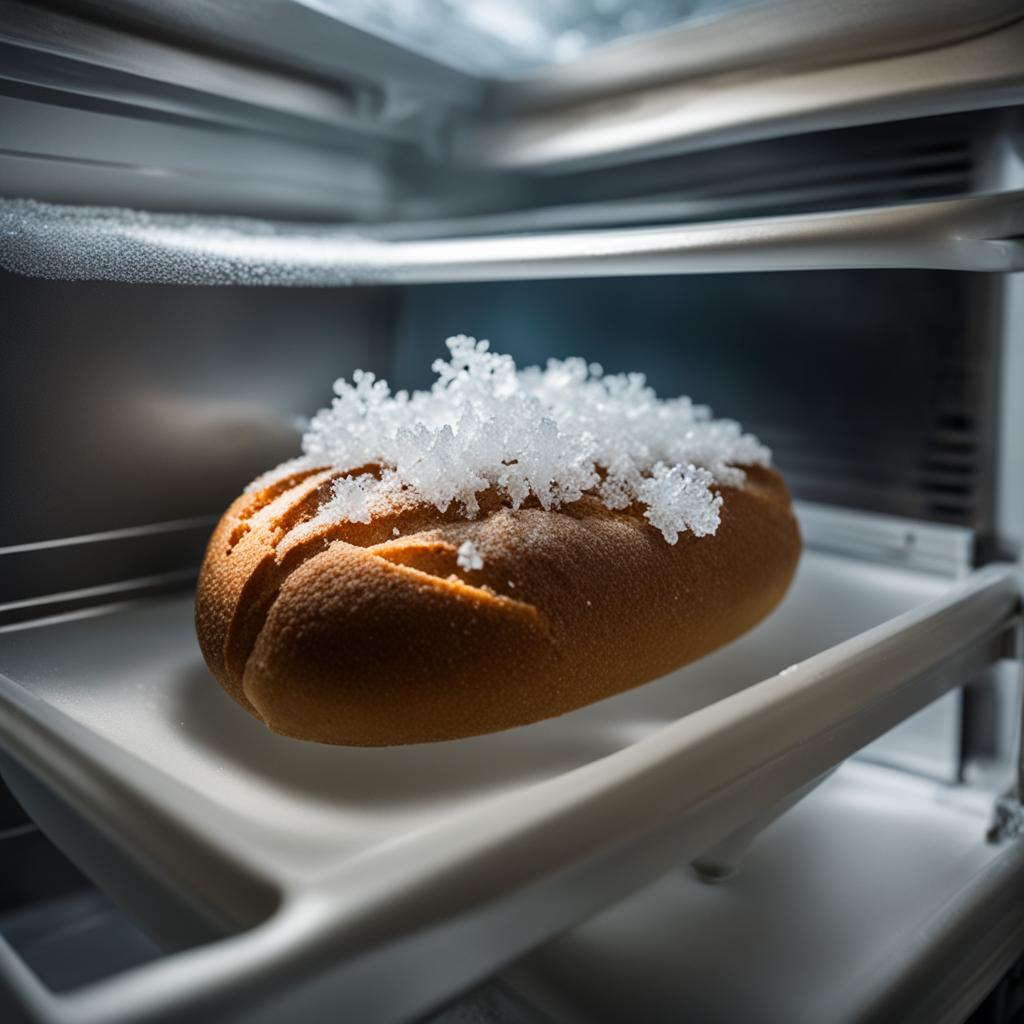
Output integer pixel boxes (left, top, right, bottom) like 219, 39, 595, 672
1, 191, 1022, 287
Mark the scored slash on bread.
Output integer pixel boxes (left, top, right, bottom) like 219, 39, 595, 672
196, 464, 801, 746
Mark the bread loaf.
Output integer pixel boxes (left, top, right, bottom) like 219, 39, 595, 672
195, 462, 799, 745
196, 336, 800, 745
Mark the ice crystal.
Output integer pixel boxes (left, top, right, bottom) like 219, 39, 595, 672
261, 336, 770, 544
456, 540, 484, 572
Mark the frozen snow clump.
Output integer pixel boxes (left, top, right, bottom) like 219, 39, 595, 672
253, 336, 771, 543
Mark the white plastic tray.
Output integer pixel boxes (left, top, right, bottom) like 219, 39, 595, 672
0, 552, 1018, 1024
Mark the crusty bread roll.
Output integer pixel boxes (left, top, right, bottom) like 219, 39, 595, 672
195, 462, 799, 746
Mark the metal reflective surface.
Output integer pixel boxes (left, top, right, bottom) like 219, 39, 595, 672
463, 18, 1024, 169
2, 192, 1022, 289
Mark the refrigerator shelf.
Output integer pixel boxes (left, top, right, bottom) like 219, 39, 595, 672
1, 190, 1022, 288
0, 552, 1018, 1024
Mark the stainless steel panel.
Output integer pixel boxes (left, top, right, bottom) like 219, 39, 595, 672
462, 18, 1024, 171
0, 273, 397, 593
61, 0, 478, 106
490, 0, 1024, 105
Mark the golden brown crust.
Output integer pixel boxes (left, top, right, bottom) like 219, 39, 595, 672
195, 465, 801, 745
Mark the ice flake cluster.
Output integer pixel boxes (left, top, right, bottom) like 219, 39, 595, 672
456, 540, 484, 572
268, 336, 771, 544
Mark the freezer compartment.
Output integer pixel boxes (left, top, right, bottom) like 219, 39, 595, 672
0, 550, 1018, 1024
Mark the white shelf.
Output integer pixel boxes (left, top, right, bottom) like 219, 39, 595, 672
0, 552, 1018, 1022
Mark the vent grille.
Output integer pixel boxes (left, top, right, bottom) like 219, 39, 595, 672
920, 411, 981, 521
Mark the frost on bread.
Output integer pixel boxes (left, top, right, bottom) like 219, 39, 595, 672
457, 540, 484, 572
253, 336, 771, 544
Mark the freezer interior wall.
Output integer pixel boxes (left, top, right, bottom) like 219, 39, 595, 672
0, 269, 996, 574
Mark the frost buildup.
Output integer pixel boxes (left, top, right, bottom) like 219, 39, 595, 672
456, 540, 484, 572
276, 336, 771, 544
